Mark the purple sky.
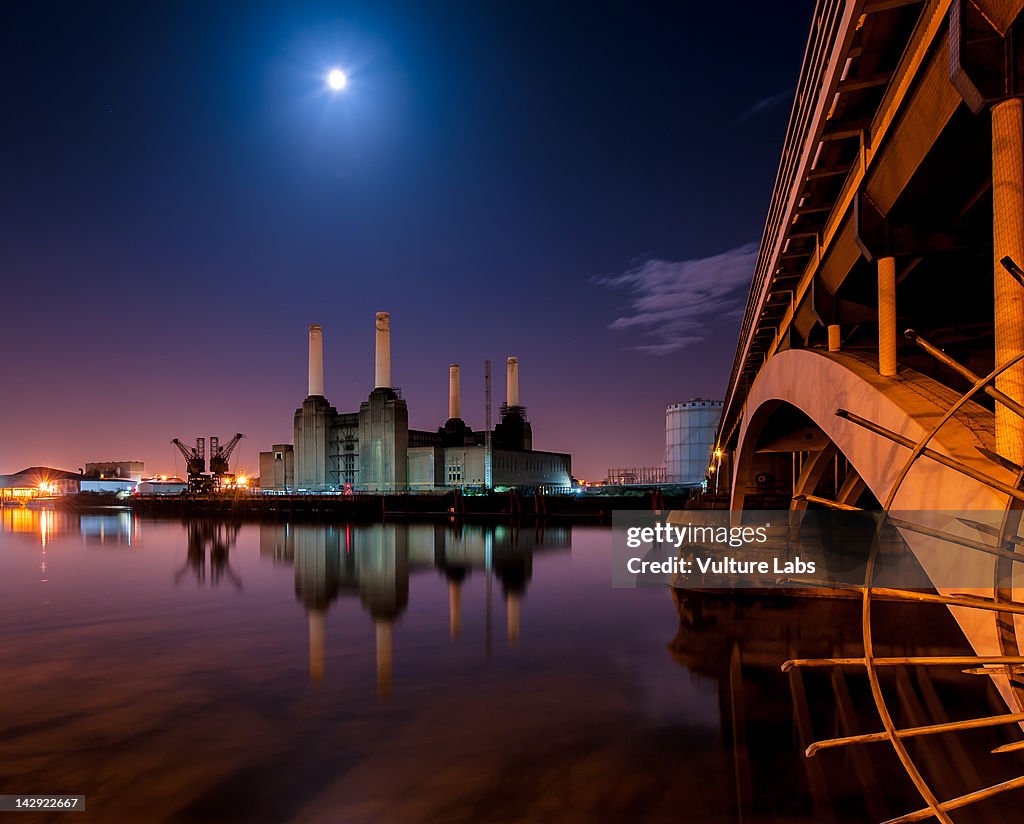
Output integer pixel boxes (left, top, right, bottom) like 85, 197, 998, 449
1, 1, 813, 479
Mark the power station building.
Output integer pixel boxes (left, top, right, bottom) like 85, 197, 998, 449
258, 444, 294, 492
261, 313, 572, 493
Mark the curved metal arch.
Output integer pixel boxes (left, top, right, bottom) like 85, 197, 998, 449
733, 350, 1005, 513
732, 347, 1024, 821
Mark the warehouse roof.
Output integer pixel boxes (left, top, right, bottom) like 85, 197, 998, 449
0, 466, 84, 486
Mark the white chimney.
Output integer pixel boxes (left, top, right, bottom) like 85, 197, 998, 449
375, 312, 392, 389
449, 363, 461, 420
308, 324, 324, 397
506, 356, 519, 407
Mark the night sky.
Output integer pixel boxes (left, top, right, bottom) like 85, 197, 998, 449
2, 1, 814, 480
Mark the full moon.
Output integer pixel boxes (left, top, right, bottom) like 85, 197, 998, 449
327, 69, 347, 91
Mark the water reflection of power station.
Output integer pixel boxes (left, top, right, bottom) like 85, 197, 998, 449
259, 523, 570, 694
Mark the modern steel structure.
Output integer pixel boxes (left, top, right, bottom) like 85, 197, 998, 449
605, 467, 667, 485
705, 1, 1024, 817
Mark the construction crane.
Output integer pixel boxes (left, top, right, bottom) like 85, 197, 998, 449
171, 433, 244, 493
210, 433, 244, 477
171, 437, 207, 492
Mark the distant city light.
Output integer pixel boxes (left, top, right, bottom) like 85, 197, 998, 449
327, 69, 347, 91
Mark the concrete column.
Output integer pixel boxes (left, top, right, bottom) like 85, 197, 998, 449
375, 620, 393, 697
449, 364, 461, 420
506, 356, 519, 407
877, 256, 897, 377
827, 324, 841, 353
993, 98, 1024, 462
374, 312, 392, 389
309, 610, 324, 685
308, 324, 324, 397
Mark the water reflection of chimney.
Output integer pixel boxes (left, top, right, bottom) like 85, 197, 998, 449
309, 609, 325, 686
449, 580, 462, 640
507, 593, 521, 648
292, 526, 341, 686
359, 524, 408, 697
376, 621, 393, 698
493, 533, 530, 650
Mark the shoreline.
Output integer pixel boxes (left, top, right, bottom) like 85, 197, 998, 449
123, 490, 692, 524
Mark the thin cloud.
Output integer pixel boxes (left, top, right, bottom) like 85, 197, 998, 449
734, 88, 793, 123
596, 243, 757, 355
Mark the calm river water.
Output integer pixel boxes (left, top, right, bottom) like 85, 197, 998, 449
2, 509, 1022, 823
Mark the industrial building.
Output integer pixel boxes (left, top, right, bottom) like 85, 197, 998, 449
258, 445, 295, 492
261, 314, 572, 493
0, 466, 136, 499
84, 461, 145, 482
0, 467, 83, 500
137, 477, 187, 495
665, 399, 722, 485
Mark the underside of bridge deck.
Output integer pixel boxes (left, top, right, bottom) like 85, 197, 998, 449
717, 0, 1024, 511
